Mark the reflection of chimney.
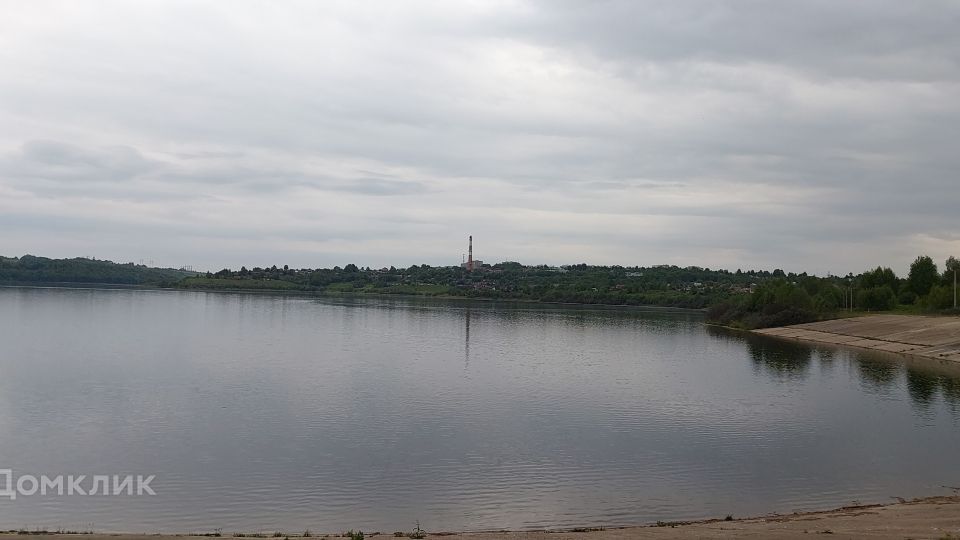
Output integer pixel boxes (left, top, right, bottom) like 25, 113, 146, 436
467, 235, 474, 272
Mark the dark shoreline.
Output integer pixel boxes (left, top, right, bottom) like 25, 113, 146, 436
1, 282, 707, 313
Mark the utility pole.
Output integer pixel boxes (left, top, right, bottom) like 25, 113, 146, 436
954, 268, 957, 309
848, 279, 854, 312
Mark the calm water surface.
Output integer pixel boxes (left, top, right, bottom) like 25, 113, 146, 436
1, 287, 959, 532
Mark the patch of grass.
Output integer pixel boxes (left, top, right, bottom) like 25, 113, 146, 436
179, 277, 310, 291
325, 283, 357, 293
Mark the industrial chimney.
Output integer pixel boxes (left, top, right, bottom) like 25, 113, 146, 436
467, 235, 474, 272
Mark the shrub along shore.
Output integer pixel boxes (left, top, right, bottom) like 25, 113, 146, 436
708, 255, 959, 329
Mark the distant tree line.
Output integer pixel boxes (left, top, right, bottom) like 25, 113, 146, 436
178, 261, 796, 309
6, 253, 957, 329
0, 255, 194, 285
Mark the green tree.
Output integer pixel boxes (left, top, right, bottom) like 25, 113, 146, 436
908, 255, 938, 296
860, 266, 898, 293
856, 286, 896, 311
925, 285, 954, 310
945, 256, 960, 284
946, 256, 959, 308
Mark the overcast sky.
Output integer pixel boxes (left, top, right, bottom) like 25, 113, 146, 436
1, 1, 957, 274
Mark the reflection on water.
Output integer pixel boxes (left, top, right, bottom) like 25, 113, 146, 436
857, 356, 900, 391
464, 307, 472, 367
1, 288, 960, 533
905, 367, 960, 410
708, 326, 817, 380
709, 324, 960, 410
907, 369, 940, 407
942, 376, 960, 407
746, 336, 813, 380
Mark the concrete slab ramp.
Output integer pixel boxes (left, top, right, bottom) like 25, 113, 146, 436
754, 315, 960, 362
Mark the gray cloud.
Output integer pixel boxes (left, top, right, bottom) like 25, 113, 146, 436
0, 1, 957, 273
516, 0, 960, 81
330, 178, 429, 196
5, 140, 155, 182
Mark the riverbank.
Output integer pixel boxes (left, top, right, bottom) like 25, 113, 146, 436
1, 283, 707, 313
754, 314, 960, 363
4, 496, 959, 539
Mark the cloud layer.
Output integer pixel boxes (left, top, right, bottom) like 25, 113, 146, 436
1, 1, 958, 274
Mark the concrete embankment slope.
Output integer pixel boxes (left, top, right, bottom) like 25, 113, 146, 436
755, 314, 960, 362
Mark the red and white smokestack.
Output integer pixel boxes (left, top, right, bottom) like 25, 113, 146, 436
467, 235, 474, 272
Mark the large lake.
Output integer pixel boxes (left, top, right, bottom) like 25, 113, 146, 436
1, 287, 958, 533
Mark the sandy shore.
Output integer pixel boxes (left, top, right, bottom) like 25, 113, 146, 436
754, 314, 960, 363
4, 496, 960, 540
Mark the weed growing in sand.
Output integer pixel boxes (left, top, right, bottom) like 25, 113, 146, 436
406, 522, 425, 540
